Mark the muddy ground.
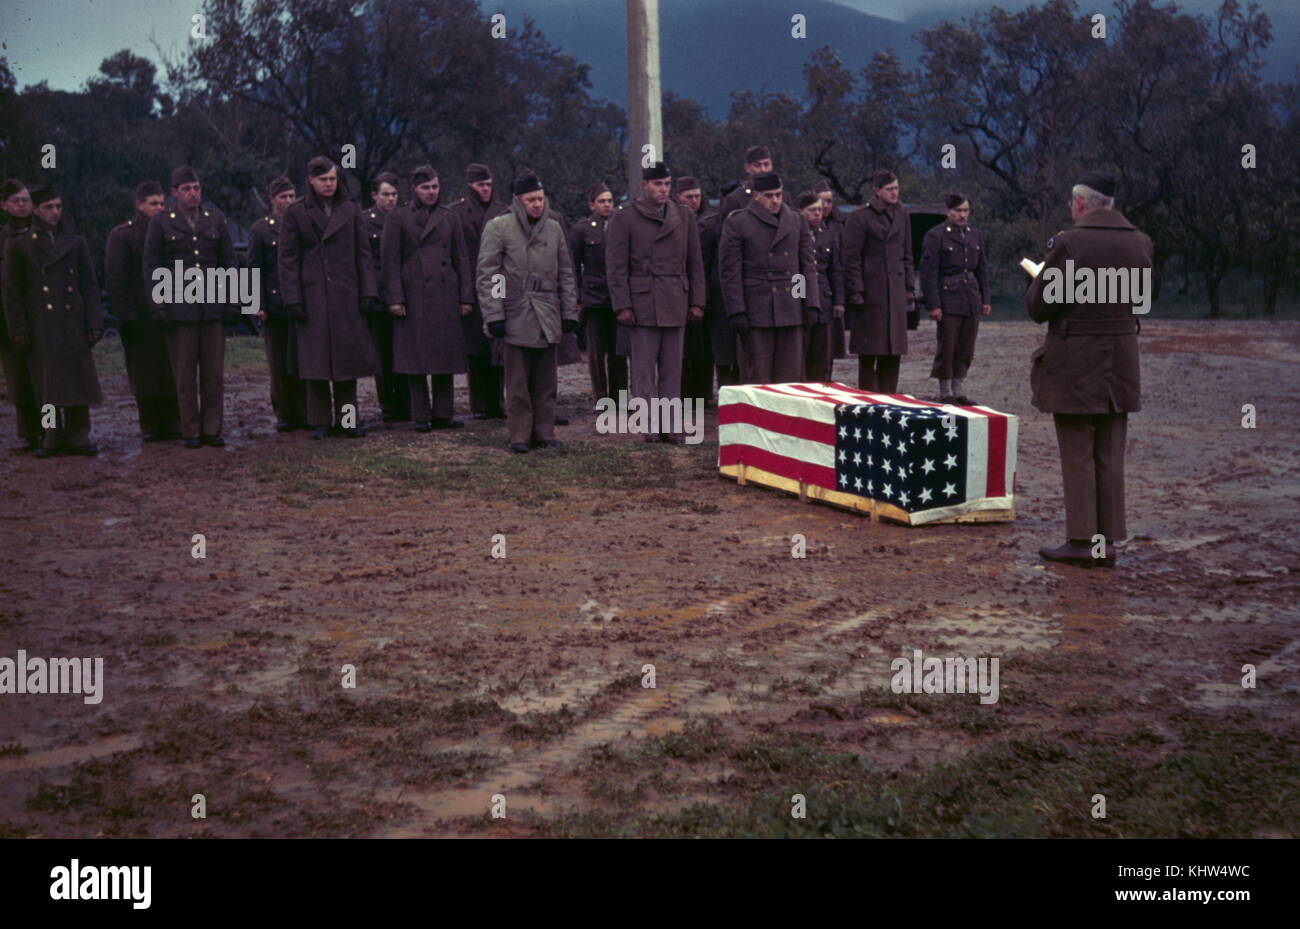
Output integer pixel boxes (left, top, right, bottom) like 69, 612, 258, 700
0, 319, 1297, 838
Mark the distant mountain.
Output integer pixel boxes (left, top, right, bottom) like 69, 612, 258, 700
484, 0, 920, 115
482, 0, 1298, 115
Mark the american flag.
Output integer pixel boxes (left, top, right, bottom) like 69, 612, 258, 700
717, 383, 1018, 525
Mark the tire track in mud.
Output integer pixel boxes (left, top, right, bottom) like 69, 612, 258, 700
376, 593, 892, 833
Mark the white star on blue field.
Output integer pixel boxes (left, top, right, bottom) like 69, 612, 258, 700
834, 403, 965, 510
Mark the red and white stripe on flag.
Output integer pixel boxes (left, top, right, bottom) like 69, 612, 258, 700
718, 383, 1018, 524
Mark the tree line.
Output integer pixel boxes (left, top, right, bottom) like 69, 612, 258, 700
1, 0, 1294, 316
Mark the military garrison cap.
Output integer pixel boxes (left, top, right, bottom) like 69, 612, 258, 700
512, 174, 543, 196
410, 164, 438, 186
642, 162, 671, 181
1076, 171, 1116, 197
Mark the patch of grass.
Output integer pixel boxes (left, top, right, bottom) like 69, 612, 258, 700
366, 740, 497, 787
231, 627, 282, 645
586, 775, 645, 806
251, 454, 326, 496
769, 676, 824, 697
550, 718, 1300, 838
146, 701, 233, 762
129, 631, 178, 648
94, 331, 265, 379
222, 785, 289, 824
249, 426, 720, 506
25, 754, 171, 834
506, 706, 578, 742
0, 741, 28, 757
652, 720, 731, 763
223, 333, 268, 373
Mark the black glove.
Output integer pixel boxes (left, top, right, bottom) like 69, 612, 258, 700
729, 314, 750, 335
561, 318, 579, 334
803, 308, 820, 327
366, 296, 384, 315
287, 303, 306, 321
487, 320, 506, 339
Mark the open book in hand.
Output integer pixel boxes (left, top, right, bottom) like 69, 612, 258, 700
1019, 257, 1044, 278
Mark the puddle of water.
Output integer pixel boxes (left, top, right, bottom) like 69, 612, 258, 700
908, 607, 1058, 653
1126, 605, 1269, 625
577, 598, 621, 623
1152, 534, 1227, 553
864, 712, 917, 725
1189, 682, 1256, 709
642, 717, 687, 736
494, 662, 628, 716
0, 734, 143, 773
380, 680, 719, 833
1186, 638, 1297, 708
688, 691, 742, 715
237, 662, 301, 693
705, 594, 750, 617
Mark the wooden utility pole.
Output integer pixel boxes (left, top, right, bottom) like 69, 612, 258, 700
626, 0, 663, 192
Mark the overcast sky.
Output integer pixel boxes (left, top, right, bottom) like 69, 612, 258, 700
1, 0, 1280, 93
4, 0, 198, 91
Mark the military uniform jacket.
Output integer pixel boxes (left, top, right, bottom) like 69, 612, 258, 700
810, 221, 843, 324
449, 193, 510, 356
1, 221, 103, 406
569, 213, 610, 308
605, 197, 706, 327
476, 198, 579, 349
245, 214, 288, 319
143, 205, 239, 323
699, 210, 738, 365
279, 192, 379, 381
920, 222, 988, 317
1025, 208, 1151, 415
719, 200, 821, 329
106, 210, 175, 398
717, 178, 755, 223
381, 201, 474, 376
0, 215, 32, 347
364, 206, 389, 306
842, 196, 914, 355
105, 212, 153, 325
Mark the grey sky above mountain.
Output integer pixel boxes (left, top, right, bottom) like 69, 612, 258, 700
4, 0, 1296, 113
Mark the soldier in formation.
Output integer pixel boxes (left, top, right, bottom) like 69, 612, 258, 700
246, 175, 307, 431
2, 185, 104, 457
605, 162, 705, 443
719, 173, 819, 385
143, 167, 237, 448
278, 156, 379, 440
919, 192, 990, 404
0, 179, 40, 451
